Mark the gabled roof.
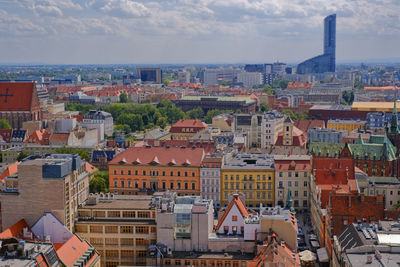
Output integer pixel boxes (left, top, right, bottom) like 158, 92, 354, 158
50, 133, 70, 143
170, 119, 208, 133
0, 219, 30, 239
294, 119, 325, 133
216, 195, 249, 231
0, 161, 20, 181
109, 146, 205, 167
85, 162, 98, 174
56, 234, 99, 267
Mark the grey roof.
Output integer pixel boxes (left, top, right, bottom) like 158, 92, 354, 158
337, 224, 365, 251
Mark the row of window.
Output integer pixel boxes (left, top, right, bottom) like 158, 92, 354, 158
278, 190, 308, 197
75, 224, 156, 234
113, 169, 196, 177
224, 191, 272, 200
164, 259, 242, 266
113, 180, 197, 190
278, 171, 308, 178
78, 210, 153, 219
202, 187, 219, 193
278, 181, 308, 187
201, 179, 220, 185
90, 237, 155, 246
224, 174, 272, 181
223, 182, 273, 190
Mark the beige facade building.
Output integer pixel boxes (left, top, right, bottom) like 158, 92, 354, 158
75, 194, 157, 267
274, 155, 312, 211
0, 154, 90, 232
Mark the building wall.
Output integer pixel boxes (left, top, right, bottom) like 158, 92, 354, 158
200, 167, 221, 208
275, 169, 310, 210
261, 116, 284, 148
220, 170, 275, 207
109, 165, 201, 195
75, 207, 156, 267
326, 121, 366, 135
259, 217, 297, 251
216, 204, 245, 235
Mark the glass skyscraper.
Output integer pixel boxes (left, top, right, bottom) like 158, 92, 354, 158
297, 14, 336, 74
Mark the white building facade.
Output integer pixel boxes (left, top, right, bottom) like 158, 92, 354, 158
200, 157, 222, 208
261, 110, 284, 148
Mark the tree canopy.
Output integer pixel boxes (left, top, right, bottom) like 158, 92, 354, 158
89, 171, 109, 193
54, 147, 90, 161
0, 119, 11, 129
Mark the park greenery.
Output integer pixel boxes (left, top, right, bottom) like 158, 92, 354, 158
0, 118, 11, 129
89, 171, 109, 193
54, 146, 90, 161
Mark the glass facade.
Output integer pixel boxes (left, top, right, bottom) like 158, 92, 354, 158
297, 14, 336, 74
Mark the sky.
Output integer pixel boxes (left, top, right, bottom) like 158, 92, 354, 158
0, 0, 399, 64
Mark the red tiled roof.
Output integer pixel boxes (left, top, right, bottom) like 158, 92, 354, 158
313, 157, 355, 185
170, 119, 208, 133
56, 234, 99, 267
85, 162, 98, 174
109, 146, 205, 167
50, 133, 70, 143
275, 126, 307, 147
0, 161, 20, 181
294, 120, 325, 133
0, 219, 30, 239
275, 160, 311, 170
0, 82, 38, 111
216, 195, 249, 230
146, 139, 215, 155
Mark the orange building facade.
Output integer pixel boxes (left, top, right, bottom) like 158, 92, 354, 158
109, 147, 205, 195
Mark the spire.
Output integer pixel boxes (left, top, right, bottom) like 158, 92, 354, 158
390, 101, 399, 134
355, 134, 363, 144
285, 189, 295, 213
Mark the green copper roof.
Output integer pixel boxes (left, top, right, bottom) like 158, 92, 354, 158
309, 142, 345, 157
180, 95, 256, 104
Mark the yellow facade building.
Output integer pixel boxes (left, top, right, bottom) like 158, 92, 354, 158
326, 119, 366, 135
352, 101, 399, 112
221, 154, 275, 207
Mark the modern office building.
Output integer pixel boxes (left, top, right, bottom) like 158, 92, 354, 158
297, 14, 336, 74
136, 68, 162, 84
237, 72, 263, 88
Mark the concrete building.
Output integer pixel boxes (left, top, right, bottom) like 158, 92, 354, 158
274, 155, 311, 210
261, 110, 284, 148
75, 194, 157, 267
177, 71, 190, 83
202, 68, 240, 85
307, 127, 345, 143
83, 110, 114, 137
155, 194, 214, 252
237, 72, 263, 88
0, 154, 90, 232
221, 153, 275, 207
200, 156, 222, 208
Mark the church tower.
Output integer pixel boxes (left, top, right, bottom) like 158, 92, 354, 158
387, 101, 400, 150
283, 116, 294, 146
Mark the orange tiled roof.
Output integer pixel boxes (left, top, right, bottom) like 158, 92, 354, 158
0, 219, 30, 239
56, 234, 99, 267
0, 161, 20, 181
216, 195, 249, 230
85, 162, 98, 174
50, 133, 70, 142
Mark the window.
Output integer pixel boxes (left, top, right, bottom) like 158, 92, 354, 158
121, 170, 124, 175
170, 182, 174, 189
138, 211, 150, 218
90, 225, 103, 233
142, 181, 146, 188
304, 172, 308, 177
120, 180, 125, 188
136, 226, 149, 233
121, 226, 133, 233
120, 238, 134, 246
143, 170, 146, 175
232, 215, 237, 221
106, 250, 119, 257
279, 181, 283, 188
295, 181, 298, 187
303, 200, 308, 207
279, 172, 282, 177
170, 171, 173, 176
113, 179, 118, 187
185, 171, 188, 177
225, 175, 228, 180
223, 226, 229, 233
178, 171, 181, 177
294, 191, 298, 197
105, 238, 118, 245
288, 181, 292, 187
121, 250, 134, 258
294, 200, 299, 207
128, 180, 132, 188
236, 175, 239, 180
135, 180, 139, 188
113, 170, 117, 175
108, 211, 120, 218
257, 175, 260, 180
295, 172, 298, 177
288, 172, 292, 177
137, 250, 147, 257
135, 170, 138, 175
230, 175, 234, 180
192, 172, 195, 177
185, 182, 188, 190
136, 238, 149, 246
105, 225, 118, 233
75, 224, 88, 233
304, 181, 308, 187
162, 181, 166, 189
123, 211, 135, 218
89, 237, 102, 245
128, 170, 131, 175
192, 183, 196, 190
304, 191, 307, 197
162, 171, 165, 176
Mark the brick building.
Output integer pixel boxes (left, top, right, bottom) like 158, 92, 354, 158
0, 82, 42, 128
108, 146, 205, 195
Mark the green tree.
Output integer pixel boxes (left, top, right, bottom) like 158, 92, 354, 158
282, 109, 295, 119
163, 78, 171, 86
65, 103, 94, 114
264, 84, 275, 95
17, 151, 29, 161
205, 109, 222, 124
272, 79, 291, 89
156, 117, 167, 129
54, 147, 90, 161
260, 103, 269, 112
186, 107, 204, 119
90, 176, 107, 193
119, 93, 128, 103
0, 119, 11, 129
114, 124, 131, 134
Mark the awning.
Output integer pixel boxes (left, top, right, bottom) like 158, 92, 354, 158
317, 247, 329, 263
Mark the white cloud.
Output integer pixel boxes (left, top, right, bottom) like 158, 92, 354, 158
87, 0, 150, 18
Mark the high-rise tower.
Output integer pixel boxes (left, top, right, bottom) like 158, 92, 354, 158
297, 14, 336, 74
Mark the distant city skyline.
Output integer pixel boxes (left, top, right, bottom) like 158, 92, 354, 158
0, 0, 399, 64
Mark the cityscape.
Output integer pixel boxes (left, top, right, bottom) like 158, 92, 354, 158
1, 1, 400, 267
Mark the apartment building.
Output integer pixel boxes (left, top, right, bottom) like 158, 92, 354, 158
200, 156, 222, 208
75, 194, 157, 267
260, 110, 284, 148
0, 154, 89, 232
108, 146, 204, 195
221, 153, 275, 207
274, 155, 312, 211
